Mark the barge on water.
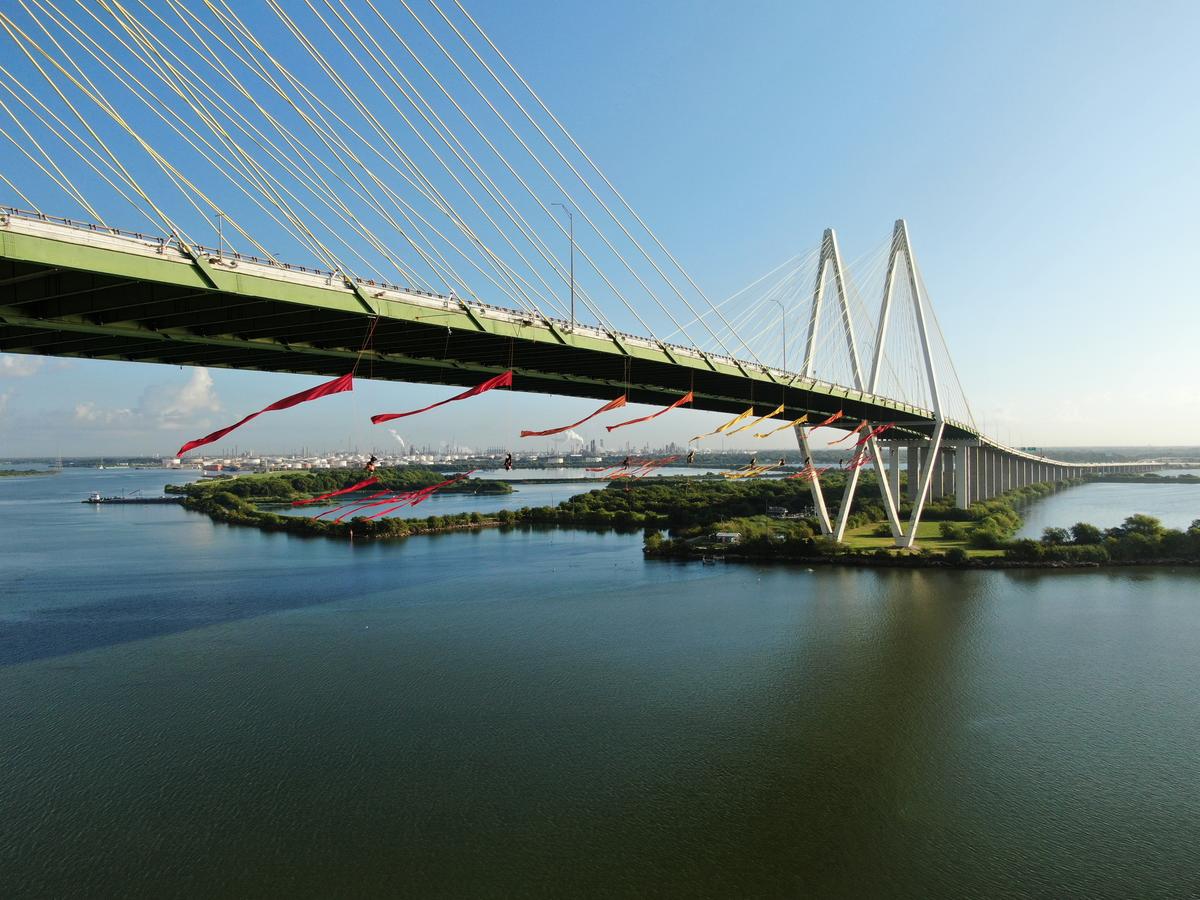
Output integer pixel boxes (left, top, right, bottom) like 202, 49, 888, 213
83, 492, 184, 505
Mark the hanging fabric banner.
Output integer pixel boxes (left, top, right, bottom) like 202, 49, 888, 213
724, 403, 785, 437
829, 419, 868, 444
371, 371, 512, 424
177, 372, 353, 457
808, 410, 845, 433
788, 465, 831, 481
359, 473, 473, 521
845, 448, 874, 470
323, 472, 477, 522
755, 413, 809, 439
292, 476, 380, 507
626, 455, 679, 478
602, 457, 646, 479
606, 391, 694, 432
854, 423, 894, 448
521, 395, 627, 437
312, 489, 393, 520
690, 407, 754, 443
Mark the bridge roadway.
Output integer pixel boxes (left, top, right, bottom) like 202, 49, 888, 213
0, 209, 1156, 519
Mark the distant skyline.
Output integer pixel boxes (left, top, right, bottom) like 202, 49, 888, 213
2, 0, 1198, 455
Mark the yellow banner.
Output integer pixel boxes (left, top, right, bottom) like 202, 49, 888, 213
690, 407, 754, 443
724, 403, 786, 436
754, 413, 809, 439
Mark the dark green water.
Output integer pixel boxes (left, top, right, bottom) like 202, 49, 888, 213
3, 470, 1200, 897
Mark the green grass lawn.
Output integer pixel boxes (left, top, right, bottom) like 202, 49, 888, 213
841, 520, 1006, 558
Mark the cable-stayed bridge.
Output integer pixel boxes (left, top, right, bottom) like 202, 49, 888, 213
0, 1, 1154, 546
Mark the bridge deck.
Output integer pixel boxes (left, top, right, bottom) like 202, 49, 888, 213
0, 211, 966, 439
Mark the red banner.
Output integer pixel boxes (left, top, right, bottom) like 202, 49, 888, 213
371, 371, 512, 424
606, 391, 694, 432
854, 423, 894, 447
830, 420, 867, 444
521, 395, 627, 437
177, 372, 353, 457
292, 476, 380, 507
808, 410, 845, 432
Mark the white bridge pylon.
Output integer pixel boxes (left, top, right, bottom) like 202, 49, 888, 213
796, 219, 945, 548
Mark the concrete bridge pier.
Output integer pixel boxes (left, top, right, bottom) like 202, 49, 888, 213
954, 445, 971, 509
889, 445, 902, 501
907, 445, 923, 500
930, 450, 947, 500
970, 446, 984, 504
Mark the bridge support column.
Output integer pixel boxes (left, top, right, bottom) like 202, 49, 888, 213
930, 451, 945, 500
795, 423, 832, 535
907, 445, 923, 500
954, 445, 971, 509
970, 447, 984, 503
889, 445, 901, 502
898, 424, 946, 548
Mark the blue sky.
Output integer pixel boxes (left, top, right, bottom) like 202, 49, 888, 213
1, 0, 1198, 456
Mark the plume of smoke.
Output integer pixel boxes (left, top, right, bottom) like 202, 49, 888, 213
388, 429, 406, 448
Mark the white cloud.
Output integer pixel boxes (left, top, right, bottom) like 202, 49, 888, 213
74, 401, 134, 425
137, 367, 221, 428
66, 368, 220, 433
0, 355, 44, 377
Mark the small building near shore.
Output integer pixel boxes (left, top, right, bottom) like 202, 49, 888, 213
714, 532, 742, 544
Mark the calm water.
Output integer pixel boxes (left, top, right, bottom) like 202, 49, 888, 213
1017, 478, 1200, 536
3, 470, 1200, 897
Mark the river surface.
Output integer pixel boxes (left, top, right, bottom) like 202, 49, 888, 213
3, 469, 1200, 897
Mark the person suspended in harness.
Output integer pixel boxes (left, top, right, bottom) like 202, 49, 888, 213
365, 454, 379, 473
621, 456, 631, 468
503, 452, 513, 471
686, 449, 696, 465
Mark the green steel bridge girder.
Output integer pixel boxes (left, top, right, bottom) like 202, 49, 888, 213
0, 218, 959, 439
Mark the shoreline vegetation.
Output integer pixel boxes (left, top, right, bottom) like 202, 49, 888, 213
170, 468, 1200, 570
0, 469, 57, 477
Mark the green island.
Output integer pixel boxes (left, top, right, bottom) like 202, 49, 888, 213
169, 468, 512, 539
171, 467, 1200, 568
0, 469, 57, 477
